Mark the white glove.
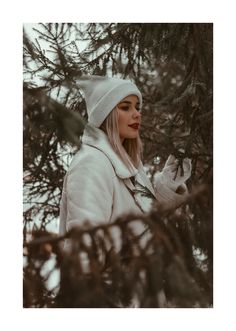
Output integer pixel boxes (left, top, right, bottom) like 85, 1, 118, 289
159, 154, 192, 192
154, 155, 192, 209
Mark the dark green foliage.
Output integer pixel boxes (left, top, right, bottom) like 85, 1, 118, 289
23, 23, 213, 307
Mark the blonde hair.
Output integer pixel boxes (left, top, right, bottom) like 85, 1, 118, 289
100, 107, 143, 170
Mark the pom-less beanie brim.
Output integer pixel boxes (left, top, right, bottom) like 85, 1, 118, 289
89, 81, 142, 127
76, 75, 142, 127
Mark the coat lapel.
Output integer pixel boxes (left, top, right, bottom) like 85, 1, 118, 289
82, 125, 156, 200
82, 125, 138, 179
136, 163, 156, 198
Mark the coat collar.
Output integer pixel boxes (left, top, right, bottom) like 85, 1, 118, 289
82, 125, 138, 179
82, 125, 156, 198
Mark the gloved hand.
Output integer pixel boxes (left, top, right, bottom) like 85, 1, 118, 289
158, 154, 192, 192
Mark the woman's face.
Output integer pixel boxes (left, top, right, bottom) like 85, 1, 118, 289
117, 95, 141, 142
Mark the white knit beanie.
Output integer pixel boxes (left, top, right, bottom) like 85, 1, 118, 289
76, 75, 142, 127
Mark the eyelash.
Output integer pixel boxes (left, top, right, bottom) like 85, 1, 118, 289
120, 106, 141, 112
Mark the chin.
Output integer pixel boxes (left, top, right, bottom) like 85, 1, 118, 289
120, 130, 139, 141
124, 133, 138, 140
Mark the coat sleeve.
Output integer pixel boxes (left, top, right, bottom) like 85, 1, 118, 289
65, 150, 114, 231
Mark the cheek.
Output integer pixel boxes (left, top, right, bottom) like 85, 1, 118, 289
118, 111, 128, 128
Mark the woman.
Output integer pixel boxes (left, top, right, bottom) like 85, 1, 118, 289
59, 75, 191, 237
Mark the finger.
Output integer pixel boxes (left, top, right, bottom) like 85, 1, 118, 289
183, 157, 191, 164
164, 164, 177, 172
183, 158, 192, 171
165, 154, 176, 166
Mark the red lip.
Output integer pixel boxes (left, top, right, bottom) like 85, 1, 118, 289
128, 123, 140, 130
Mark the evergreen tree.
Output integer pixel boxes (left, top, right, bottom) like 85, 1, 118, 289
23, 23, 213, 307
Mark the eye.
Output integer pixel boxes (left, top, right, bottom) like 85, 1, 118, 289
119, 105, 130, 111
117, 103, 141, 112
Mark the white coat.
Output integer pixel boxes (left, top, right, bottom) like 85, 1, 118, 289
59, 126, 184, 238
58, 126, 187, 307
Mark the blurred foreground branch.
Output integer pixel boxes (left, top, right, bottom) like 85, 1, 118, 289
24, 178, 212, 308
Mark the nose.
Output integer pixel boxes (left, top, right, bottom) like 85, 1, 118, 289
132, 107, 141, 119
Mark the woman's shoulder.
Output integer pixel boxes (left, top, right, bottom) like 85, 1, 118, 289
69, 144, 115, 174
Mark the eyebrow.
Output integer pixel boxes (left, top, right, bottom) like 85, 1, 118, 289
118, 101, 140, 105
